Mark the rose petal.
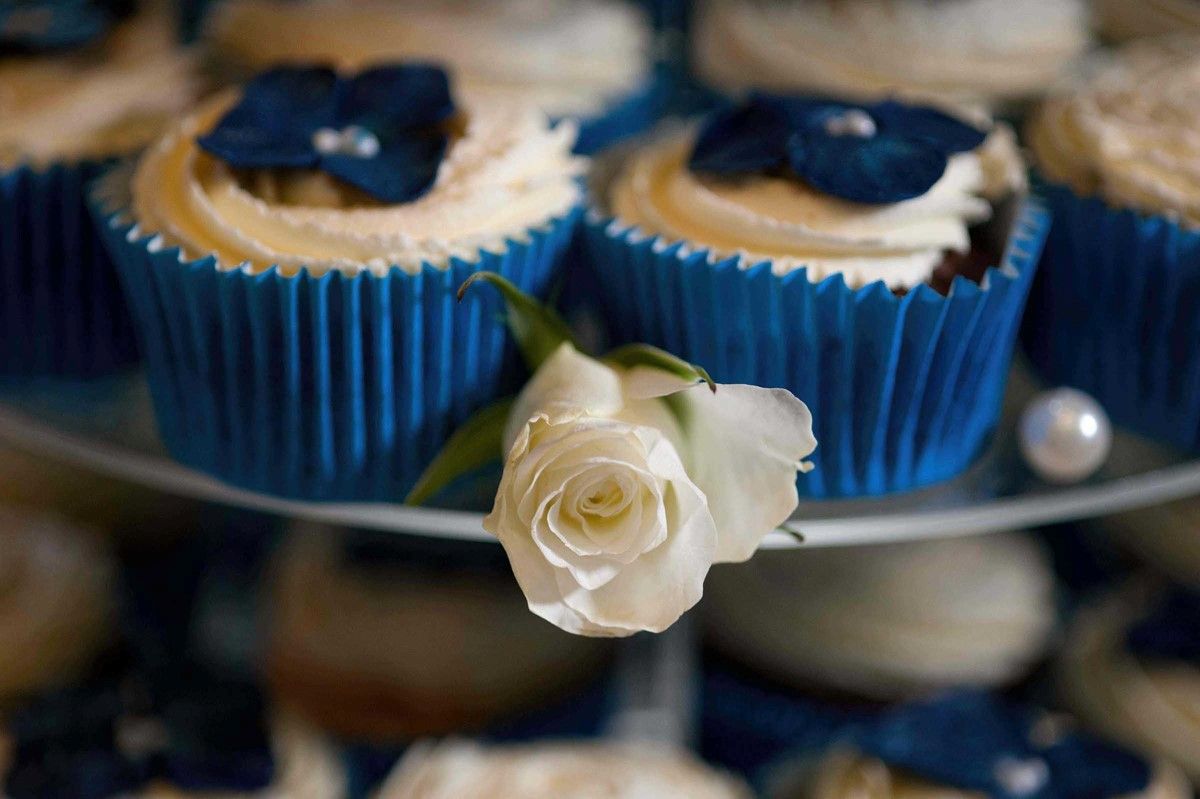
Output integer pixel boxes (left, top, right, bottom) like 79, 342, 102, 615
504, 343, 624, 454
621, 367, 816, 562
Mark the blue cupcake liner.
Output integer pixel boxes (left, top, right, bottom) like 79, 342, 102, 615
572, 66, 673, 155
582, 197, 1049, 498
1022, 179, 1200, 453
91, 175, 579, 501
0, 161, 139, 378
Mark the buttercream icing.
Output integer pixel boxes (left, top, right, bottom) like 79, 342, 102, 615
1094, 0, 1200, 42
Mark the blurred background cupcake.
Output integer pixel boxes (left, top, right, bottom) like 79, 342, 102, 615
1061, 584, 1200, 782
691, 0, 1090, 114
764, 691, 1190, 799
1024, 35, 1200, 455
700, 533, 1057, 776
585, 93, 1043, 496
263, 525, 614, 746
371, 739, 752, 798
93, 62, 582, 500
1093, 0, 1200, 42
1094, 500, 1200, 588
203, 0, 662, 153
0, 1, 200, 377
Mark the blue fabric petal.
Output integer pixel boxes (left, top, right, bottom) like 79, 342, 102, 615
336, 62, 456, 132
787, 129, 948, 204
688, 98, 791, 175
321, 131, 448, 203
872, 100, 988, 154
850, 692, 1152, 799
1126, 589, 1200, 662
197, 66, 339, 169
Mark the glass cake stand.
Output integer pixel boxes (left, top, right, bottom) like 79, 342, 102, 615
0, 362, 1196, 550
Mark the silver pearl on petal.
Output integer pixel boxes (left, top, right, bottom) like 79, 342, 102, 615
311, 126, 342, 155
824, 109, 877, 138
340, 125, 381, 159
1019, 387, 1112, 484
993, 756, 1050, 796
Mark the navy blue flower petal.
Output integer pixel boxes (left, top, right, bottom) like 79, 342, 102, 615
197, 66, 339, 169
872, 100, 987, 154
689, 99, 792, 175
787, 129, 948, 204
1126, 589, 1200, 662
1042, 736, 1152, 799
322, 132, 447, 204
336, 63, 455, 132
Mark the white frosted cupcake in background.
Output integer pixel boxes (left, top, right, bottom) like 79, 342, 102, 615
0, 5, 200, 376
205, 0, 657, 152
372, 740, 752, 798
1061, 585, 1200, 782
1093, 0, 1200, 41
704, 533, 1057, 699
1095, 501, 1200, 587
0, 506, 114, 705
264, 526, 612, 742
691, 0, 1090, 111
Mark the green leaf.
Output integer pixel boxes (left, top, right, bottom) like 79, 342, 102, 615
458, 271, 578, 371
603, 343, 716, 393
405, 398, 514, 507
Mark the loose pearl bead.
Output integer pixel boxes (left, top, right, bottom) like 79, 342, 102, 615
824, 109, 877, 138
1019, 388, 1112, 484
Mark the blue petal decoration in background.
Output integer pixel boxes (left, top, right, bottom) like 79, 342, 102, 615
850, 691, 1151, 799
1126, 589, 1200, 663
688, 93, 988, 205
197, 64, 455, 204
0, 0, 122, 52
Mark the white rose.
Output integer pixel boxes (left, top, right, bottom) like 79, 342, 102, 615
484, 343, 816, 637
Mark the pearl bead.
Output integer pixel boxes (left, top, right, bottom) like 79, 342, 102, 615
311, 127, 342, 155
1019, 388, 1112, 484
993, 756, 1050, 796
824, 109, 877, 138
341, 125, 381, 159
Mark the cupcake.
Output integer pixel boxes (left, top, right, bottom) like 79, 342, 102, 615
1094, 500, 1200, 587
1093, 0, 1200, 42
1024, 36, 1200, 454
372, 739, 752, 798
204, 0, 660, 154
263, 525, 613, 743
0, 506, 115, 705
705, 533, 1058, 701
0, 4, 199, 376
691, 0, 1090, 112
92, 62, 582, 500
766, 692, 1190, 799
584, 93, 1046, 497
1061, 585, 1200, 782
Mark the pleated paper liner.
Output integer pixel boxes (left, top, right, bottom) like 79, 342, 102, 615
582, 195, 1049, 499
0, 161, 139, 378
1022, 178, 1200, 453
90, 170, 579, 501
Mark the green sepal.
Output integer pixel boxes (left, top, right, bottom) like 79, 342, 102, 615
603, 343, 716, 393
404, 398, 514, 507
458, 271, 578, 372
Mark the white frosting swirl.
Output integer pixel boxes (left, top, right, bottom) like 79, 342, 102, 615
0, 506, 114, 701
1029, 36, 1200, 226
705, 533, 1056, 699
265, 527, 610, 738
126, 87, 583, 277
0, 12, 199, 166
1094, 0, 1200, 42
1061, 587, 1200, 783
373, 740, 752, 799
692, 0, 1090, 110
604, 123, 1023, 289
771, 747, 1190, 799
207, 0, 652, 118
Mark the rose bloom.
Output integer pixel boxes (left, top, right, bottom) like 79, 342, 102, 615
485, 343, 816, 637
